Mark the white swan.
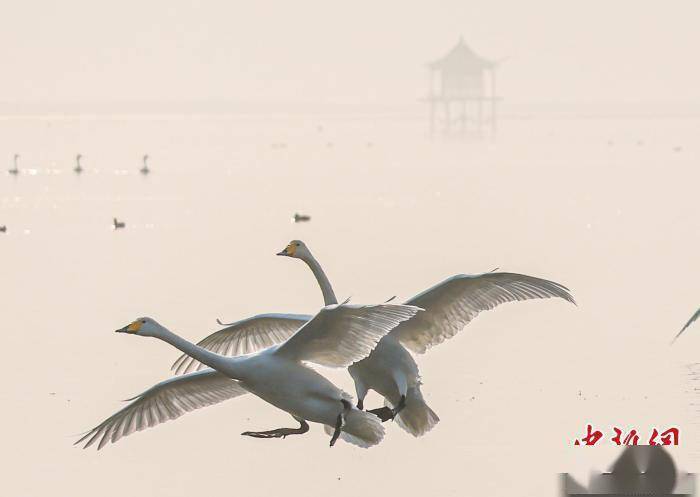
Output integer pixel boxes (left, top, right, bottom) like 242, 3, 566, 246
74, 154, 83, 174
279, 241, 575, 436
189, 240, 575, 437
9, 154, 19, 175
140, 154, 150, 175
671, 307, 700, 343
77, 302, 421, 450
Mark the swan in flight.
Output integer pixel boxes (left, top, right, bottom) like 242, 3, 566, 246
671, 307, 700, 343
279, 241, 575, 434
74, 154, 83, 174
186, 241, 575, 436
190, 240, 575, 437
140, 154, 150, 175
9, 154, 19, 175
77, 302, 421, 450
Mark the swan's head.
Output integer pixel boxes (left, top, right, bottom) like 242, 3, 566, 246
115, 317, 163, 337
277, 239, 310, 259
76, 154, 82, 161
143, 154, 149, 162
14, 154, 19, 160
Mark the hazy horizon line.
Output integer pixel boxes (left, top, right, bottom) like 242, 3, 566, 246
0, 99, 699, 120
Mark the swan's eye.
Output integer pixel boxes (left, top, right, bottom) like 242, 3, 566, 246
295, 243, 300, 247
141, 320, 146, 324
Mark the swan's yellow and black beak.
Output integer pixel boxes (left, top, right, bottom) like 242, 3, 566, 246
277, 243, 296, 257
115, 320, 142, 334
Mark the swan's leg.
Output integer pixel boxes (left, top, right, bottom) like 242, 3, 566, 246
241, 417, 309, 439
392, 394, 407, 416
349, 366, 368, 410
355, 380, 368, 410
368, 372, 408, 421
329, 399, 351, 447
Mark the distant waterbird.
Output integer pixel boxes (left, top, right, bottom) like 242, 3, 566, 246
9, 154, 19, 175
140, 154, 150, 175
671, 307, 700, 344
113, 218, 125, 230
673, 146, 683, 153
74, 154, 83, 174
0, 225, 6, 233
293, 213, 311, 223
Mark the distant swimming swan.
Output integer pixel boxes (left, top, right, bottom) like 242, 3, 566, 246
74, 154, 83, 174
113, 218, 125, 229
9, 154, 19, 175
140, 154, 150, 175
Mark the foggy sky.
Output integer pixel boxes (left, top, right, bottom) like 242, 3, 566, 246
1, 0, 699, 105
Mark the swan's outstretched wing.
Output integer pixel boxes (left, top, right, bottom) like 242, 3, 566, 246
391, 272, 576, 354
275, 303, 422, 367
171, 313, 312, 374
672, 307, 700, 343
76, 369, 247, 450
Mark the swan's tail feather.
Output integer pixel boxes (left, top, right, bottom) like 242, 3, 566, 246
323, 409, 385, 448
387, 385, 439, 437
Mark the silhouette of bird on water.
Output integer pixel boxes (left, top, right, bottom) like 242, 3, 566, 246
113, 218, 125, 230
0, 226, 6, 233
74, 154, 83, 174
140, 155, 150, 175
293, 213, 311, 223
9, 154, 19, 175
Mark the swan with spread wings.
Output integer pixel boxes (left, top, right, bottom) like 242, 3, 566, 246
186, 240, 575, 438
77, 301, 421, 450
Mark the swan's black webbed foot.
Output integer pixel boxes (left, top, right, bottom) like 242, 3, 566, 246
242, 419, 309, 439
368, 395, 406, 422
368, 407, 393, 422
356, 399, 364, 410
330, 399, 351, 447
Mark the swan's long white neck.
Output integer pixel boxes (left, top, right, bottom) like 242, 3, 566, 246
155, 327, 242, 377
299, 251, 337, 305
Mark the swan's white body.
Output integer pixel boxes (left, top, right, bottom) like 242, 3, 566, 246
78, 302, 420, 450
226, 346, 346, 423
347, 335, 417, 407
